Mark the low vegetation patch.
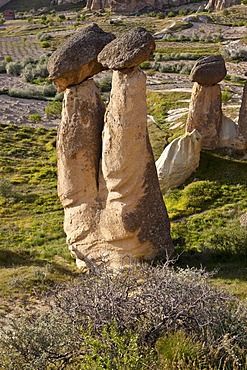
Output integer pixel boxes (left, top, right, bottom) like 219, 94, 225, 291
0, 265, 246, 369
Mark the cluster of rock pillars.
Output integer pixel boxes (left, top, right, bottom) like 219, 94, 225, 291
48, 24, 247, 270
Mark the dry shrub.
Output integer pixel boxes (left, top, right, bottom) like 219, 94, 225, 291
0, 265, 246, 369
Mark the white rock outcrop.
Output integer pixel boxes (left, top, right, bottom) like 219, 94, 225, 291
218, 115, 238, 148
156, 129, 202, 194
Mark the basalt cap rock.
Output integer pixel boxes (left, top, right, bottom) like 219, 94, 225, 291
189, 55, 227, 86
98, 27, 155, 70
47, 24, 115, 91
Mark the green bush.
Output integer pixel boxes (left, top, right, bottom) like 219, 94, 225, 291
0, 177, 13, 198
28, 113, 42, 123
0, 61, 6, 73
156, 330, 205, 369
167, 11, 176, 17
41, 41, 51, 48
37, 32, 53, 42
204, 223, 247, 258
21, 63, 35, 82
6, 61, 22, 76
97, 75, 112, 92
180, 181, 222, 211
4, 55, 12, 63
43, 83, 56, 97
45, 100, 62, 118
222, 87, 233, 103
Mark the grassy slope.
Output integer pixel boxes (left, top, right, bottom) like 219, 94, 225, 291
0, 124, 78, 314
0, 117, 246, 315
0, 5, 246, 313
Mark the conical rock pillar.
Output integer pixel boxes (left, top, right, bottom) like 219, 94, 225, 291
100, 68, 173, 263
235, 80, 247, 150
186, 82, 222, 149
57, 79, 105, 269
57, 70, 173, 269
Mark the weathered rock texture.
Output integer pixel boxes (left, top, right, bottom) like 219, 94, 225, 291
218, 115, 238, 148
156, 129, 201, 194
190, 55, 227, 86
205, 0, 241, 11
235, 80, 247, 150
86, 0, 203, 14
186, 55, 227, 149
86, 0, 109, 10
240, 213, 247, 228
54, 0, 82, 4
98, 28, 155, 69
57, 70, 173, 269
186, 82, 222, 148
100, 68, 173, 263
57, 80, 105, 271
47, 24, 115, 91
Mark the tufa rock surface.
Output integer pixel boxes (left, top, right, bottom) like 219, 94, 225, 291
189, 55, 227, 86
57, 79, 105, 270
218, 115, 238, 148
240, 213, 247, 228
57, 70, 173, 270
98, 27, 155, 70
235, 79, 247, 150
100, 68, 173, 263
205, 0, 241, 11
156, 129, 201, 194
186, 82, 222, 149
47, 24, 115, 91
86, 0, 201, 14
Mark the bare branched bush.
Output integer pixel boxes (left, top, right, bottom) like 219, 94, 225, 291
0, 265, 246, 369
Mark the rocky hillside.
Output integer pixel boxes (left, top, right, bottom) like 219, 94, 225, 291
0, 0, 243, 13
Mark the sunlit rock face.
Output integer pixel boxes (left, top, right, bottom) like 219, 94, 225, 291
186, 55, 227, 149
235, 80, 247, 150
53, 26, 173, 270
156, 129, 202, 194
205, 0, 241, 11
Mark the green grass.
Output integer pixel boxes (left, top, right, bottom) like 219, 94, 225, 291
164, 150, 247, 298
0, 123, 76, 310
155, 41, 220, 60
147, 90, 189, 159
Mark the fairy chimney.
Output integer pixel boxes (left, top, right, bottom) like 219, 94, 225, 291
186, 55, 227, 149
48, 26, 173, 270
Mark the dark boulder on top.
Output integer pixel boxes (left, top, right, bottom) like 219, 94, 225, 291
189, 55, 227, 86
98, 27, 155, 70
48, 24, 115, 91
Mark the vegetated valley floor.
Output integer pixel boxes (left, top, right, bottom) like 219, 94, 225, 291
0, 5, 246, 318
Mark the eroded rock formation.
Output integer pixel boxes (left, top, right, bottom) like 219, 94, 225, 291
186, 55, 226, 149
205, 0, 241, 11
189, 55, 227, 86
86, 0, 203, 14
218, 115, 238, 148
235, 79, 247, 150
49, 26, 173, 270
156, 130, 201, 194
48, 24, 115, 92
98, 27, 155, 69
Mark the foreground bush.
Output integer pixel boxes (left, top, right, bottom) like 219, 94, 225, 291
0, 265, 246, 369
